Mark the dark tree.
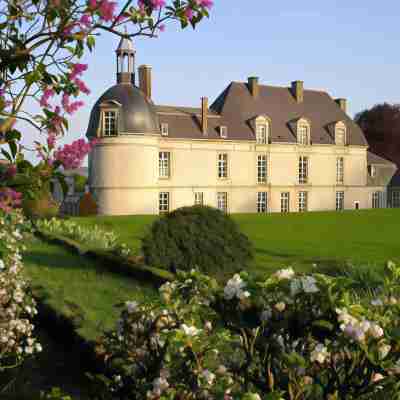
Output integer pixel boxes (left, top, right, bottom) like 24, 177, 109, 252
355, 103, 400, 167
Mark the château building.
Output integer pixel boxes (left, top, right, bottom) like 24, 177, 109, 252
86, 37, 396, 215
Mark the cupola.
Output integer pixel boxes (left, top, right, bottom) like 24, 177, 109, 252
116, 33, 136, 85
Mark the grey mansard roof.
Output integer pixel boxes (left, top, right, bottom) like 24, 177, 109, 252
86, 84, 159, 137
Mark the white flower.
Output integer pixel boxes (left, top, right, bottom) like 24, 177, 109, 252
181, 324, 201, 337
371, 299, 384, 306
201, 369, 215, 386
310, 343, 330, 364
224, 274, 246, 300
0, 259, 5, 270
369, 324, 384, 339
260, 308, 272, 322
301, 276, 319, 293
371, 373, 385, 383
204, 321, 212, 331
274, 302, 286, 312
274, 267, 295, 280
379, 343, 391, 359
125, 301, 139, 314
290, 279, 302, 296
238, 290, 251, 300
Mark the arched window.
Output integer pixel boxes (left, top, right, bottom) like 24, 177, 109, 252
255, 118, 270, 144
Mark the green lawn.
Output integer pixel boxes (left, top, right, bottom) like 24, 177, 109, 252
24, 236, 157, 341
73, 209, 400, 276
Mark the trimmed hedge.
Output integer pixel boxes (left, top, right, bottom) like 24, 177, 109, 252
142, 206, 253, 277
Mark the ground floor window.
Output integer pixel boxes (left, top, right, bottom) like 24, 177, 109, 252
336, 191, 344, 211
281, 192, 290, 213
159, 192, 169, 213
372, 192, 381, 209
392, 191, 400, 208
217, 192, 228, 213
298, 191, 308, 212
257, 192, 268, 213
194, 192, 204, 206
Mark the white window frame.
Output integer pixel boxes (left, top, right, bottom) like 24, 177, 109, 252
218, 153, 228, 179
298, 191, 308, 212
159, 151, 171, 179
297, 122, 310, 145
257, 154, 267, 183
256, 122, 269, 144
194, 192, 204, 206
335, 125, 346, 146
336, 157, 344, 184
159, 192, 170, 214
336, 191, 344, 211
257, 192, 268, 213
372, 192, 381, 209
298, 156, 308, 184
281, 192, 290, 213
392, 191, 400, 208
161, 123, 169, 136
219, 126, 228, 139
370, 165, 376, 178
217, 192, 228, 213
103, 110, 118, 136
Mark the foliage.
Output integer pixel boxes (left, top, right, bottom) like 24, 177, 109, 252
73, 174, 88, 193
78, 192, 97, 216
91, 264, 400, 399
22, 191, 60, 219
0, 210, 41, 373
40, 387, 73, 400
142, 205, 253, 276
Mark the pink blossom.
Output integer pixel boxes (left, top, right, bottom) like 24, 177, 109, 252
47, 134, 57, 149
69, 63, 88, 80
0, 188, 22, 212
54, 138, 97, 169
196, 0, 213, 9
5, 165, 17, 179
74, 78, 91, 95
39, 87, 55, 108
158, 24, 165, 32
89, 0, 97, 8
79, 14, 92, 27
98, 0, 117, 21
151, 0, 165, 8
185, 8, 194, 20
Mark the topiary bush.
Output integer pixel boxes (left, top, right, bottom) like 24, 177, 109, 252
141, 205, 253, 276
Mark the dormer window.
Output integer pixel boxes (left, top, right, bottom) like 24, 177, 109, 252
335, 124, 346, 145
103, 110, 117, 136
219, 126, 228, 138
297, 121, 310, 145
161, 123, 169, 136
369, 165, 376, 178
256, 122, 269, 144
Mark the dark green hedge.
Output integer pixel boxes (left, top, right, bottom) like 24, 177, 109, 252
142, 206, 253, 277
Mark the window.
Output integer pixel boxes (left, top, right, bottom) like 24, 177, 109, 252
161, 123, 169, 136
335, 126, 346, 145
103, 110, 117, 136
336, 157, 344, 184
257, 192, 268, 213
219, 126, 228, 138
369, 165, 376, 178
392, 191, 400, 208
281, 192, 290, 213
336, 191, 344, 211
298, 123, 309, 145
257, 155, 267, 183
218, 153, 228, 178
159, 152, 170, 178
372, 192, 381, 209
194, 192, 204, 206
298, 156, 308, 184
256, 122, 268, 144
217, 192, 228, 213
159, 192, 169, 213
298, 191, 308, 212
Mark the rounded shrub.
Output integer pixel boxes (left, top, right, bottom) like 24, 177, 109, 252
141, 205, 253, 276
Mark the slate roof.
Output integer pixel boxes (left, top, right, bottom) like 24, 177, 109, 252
367, 151, 397, 166
156, 82, 369, 145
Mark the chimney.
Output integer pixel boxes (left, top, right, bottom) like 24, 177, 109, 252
247, 76, 259, 98
291, 80, 304, 103
335, 98, 347, 113
139, 65, 152, 99
201, 97, 208, 135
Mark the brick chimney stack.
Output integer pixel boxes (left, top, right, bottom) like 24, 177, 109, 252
335, 98, 347, 113
139, 65, 152, 99
248, 77, 259, 98
201, 97, 208, 135
291, 80, 304, 103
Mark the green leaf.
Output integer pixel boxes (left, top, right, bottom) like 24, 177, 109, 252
1, 148, 12, 162
312, 319, 334, 331
86, 36, 96, 52
8, 140, 17, 159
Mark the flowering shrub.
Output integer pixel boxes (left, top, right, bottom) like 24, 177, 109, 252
36, 217, 131, 256
92, 264, 400, 399
0, 210, 41, 371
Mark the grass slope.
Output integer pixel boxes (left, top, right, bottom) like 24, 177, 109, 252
24, 235, 157, 341
73, 209, 400, 275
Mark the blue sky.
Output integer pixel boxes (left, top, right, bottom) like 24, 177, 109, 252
23, 0, 400, 161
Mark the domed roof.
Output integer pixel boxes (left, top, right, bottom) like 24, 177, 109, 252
86, 84, 160, 138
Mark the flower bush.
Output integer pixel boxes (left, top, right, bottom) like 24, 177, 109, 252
92, 263, 400, 399
36, 217, 131, 256
0, 210, 41, 371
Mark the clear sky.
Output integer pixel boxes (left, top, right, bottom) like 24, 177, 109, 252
22, 0, 400, 162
